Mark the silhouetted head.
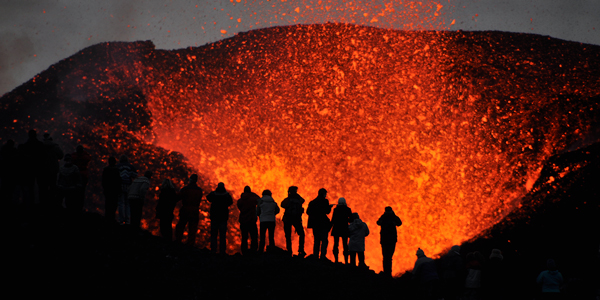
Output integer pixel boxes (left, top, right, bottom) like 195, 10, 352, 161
189, 174, 198, 184
352, 212, 359, 220
547, 259, 557, 271
338, 197, 346, 205
288, 186, 298, 195
385, 206, 393, 213
161, 179, 175, 190
244, 186, 251, 193
144, 171, 153, 179
108, 156, 117, 166
76, 145, 84, 153
217, 182, 225, 189
119, 155, 128, 163
28, 129, 37, 139
262, 189, 272, 196
416, 248, 425, 258
489, 249, 503, 261
450, 245, 461, 254
318, 188, 327, 197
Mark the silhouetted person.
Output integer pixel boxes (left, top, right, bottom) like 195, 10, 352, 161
331, 197, 353, 263
207, 182, 233, 254
0, 139, 18, 204
102, 157, 121, 222
377, 206, 402, 276
536, 259, 563, 300
257, 189, 280, 252
18, 129, 45, 205
348, 212, 369, 267
128, 170, 152, 229
281, 186, 306, 257
156, 178, 179, 241
71, 145, 91, 209
307, 188, 332, 260
463, 251, 485, 300
39, 133, 63, 207
117, 155, 137, 225
56, 154, 82, 213
175, 175, 204, 245
483, 248, 505, 300
237, 186, 260, 254
440, 245, 464, 300
413, 248, 440, 300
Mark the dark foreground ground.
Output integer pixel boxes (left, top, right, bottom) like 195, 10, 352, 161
6, 201, 600, 300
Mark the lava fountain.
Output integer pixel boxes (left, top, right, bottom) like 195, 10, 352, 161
1, 24, 599, 275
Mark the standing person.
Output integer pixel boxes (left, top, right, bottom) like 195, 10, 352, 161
18, 129, 45, 205
207, 182, 233, 254
257, 189, 280, 252
70, 145, 92, 208
536, 259, 563, 300
440, 245, 465, 300
0, 139, 18, 204
39, 133, 63, 207
281, 186, 306, 257
330, 197, 353, 263
237, 186, 260, 255
128, 171, 152, 229
413, 248, 440, 300
156, 178, 179, 241
306, 188, 332, 260
102, 156, 121, 222
348, 212, 369, 268
463, 251, 485, 300
56, 154, 82, 213
117, 155, 137, 225
175, 175, 204, 245
376, 206, 403, 276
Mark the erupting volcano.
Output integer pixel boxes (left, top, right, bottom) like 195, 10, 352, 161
1, 23, 599, 275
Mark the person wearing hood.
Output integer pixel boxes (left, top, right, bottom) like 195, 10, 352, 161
281, 186, 306, 257
257, 189, 280, 252
536, 259, 563, 299
237, 186, 260, 254
128, 170, 152, 229
377, 206, 402, 276
207, 182, 233, 254
413, 248, 440, 300
56, 154, 82, 213
348, 212, 369, 267
330, 197, 353, 264
307, 188, 333, 260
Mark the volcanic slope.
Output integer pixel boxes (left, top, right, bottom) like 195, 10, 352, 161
1, 23, 599, 275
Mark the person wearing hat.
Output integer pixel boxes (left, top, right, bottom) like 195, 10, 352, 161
257, 189, 280, 252
207, 182, 233, 254
377, 206, 403, 276
413, 248, 440, 299
330, 197, 353, 263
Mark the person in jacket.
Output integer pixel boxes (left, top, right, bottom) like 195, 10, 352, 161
175, 174, 204, 245
413, 248, 440, 300
18, 129, 45, 206
440, 245, 464, 300
39, 133, 63, 207
156, 178, 179, 241
237, 186, 260, 254
257, 189, 280, 252
281, 186, 306, 257
307, 188, 332, 260
463, 251, 485, 300
330, 197, 353, 263
128, 170, 152, 229
207, 182, 233, 254
71, 145, 92, 210
117, 155, 137, 225
536, 259, 563, 299
377, 206, 403, 276
102, 156, 122, 222
56, 154, 82, 213
348, 212, 369, 267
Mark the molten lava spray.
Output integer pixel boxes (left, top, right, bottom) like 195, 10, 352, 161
2, 24, 598, 275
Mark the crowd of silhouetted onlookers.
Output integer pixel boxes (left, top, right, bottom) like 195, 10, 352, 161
3, 129, 593, 300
